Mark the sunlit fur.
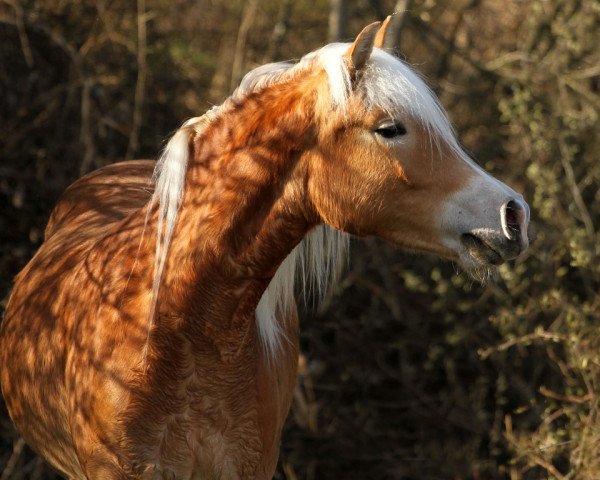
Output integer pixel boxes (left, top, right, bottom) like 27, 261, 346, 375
0, 19, 531, 479
150, 43, 465, 357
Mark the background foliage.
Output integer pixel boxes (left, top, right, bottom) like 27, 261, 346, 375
1, 0, 599, 478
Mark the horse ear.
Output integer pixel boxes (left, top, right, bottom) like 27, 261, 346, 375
374, 13, 403, 53
345, 21, 381, 72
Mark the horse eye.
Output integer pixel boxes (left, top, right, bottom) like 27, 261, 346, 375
374, 121, 407, 139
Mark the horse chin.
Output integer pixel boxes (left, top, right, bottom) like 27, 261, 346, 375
457, 250, 500, 283
465, 262, 499, 283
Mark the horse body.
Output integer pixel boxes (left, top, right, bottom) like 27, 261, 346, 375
0, 18, 530, 479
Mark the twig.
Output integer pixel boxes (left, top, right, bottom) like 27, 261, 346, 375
230, 0, 259, 91
79, 79, 95, 175
282, 462, 299, 480
504, 415, 568, 480
328, 0, 348, 42
262, 0, 293, 63
125, 0, 148, 160
4, 0, 33, 67
0, 12, 79, 63
529, 454, 568, 480
478, 330, 567, 360
557, 129, 596, 240
412, 16, 500, 82
435, 0, 480, 80
0, 437, 25, 480
539, 386, 594, 405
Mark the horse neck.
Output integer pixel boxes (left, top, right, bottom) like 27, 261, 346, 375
158, 81, 320, 354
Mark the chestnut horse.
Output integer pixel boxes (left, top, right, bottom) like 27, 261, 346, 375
1, 17, 530, 480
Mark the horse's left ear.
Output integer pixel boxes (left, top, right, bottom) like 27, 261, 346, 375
374, 13, 404, 53
345, 21, 381, 73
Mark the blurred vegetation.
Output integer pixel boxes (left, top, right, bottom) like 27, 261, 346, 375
1, 0, 599, 478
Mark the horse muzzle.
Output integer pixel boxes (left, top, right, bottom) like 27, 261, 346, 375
459, 198, 530, 266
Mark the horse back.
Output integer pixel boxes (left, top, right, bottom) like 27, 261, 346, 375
45, 160, 155, 241
1, 160, 157, 478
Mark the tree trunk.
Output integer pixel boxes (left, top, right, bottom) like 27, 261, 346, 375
328, 0, 348, 42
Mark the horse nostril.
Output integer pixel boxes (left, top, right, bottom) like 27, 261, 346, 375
501, 200, 524, 242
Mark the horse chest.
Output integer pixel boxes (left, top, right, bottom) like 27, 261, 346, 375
137, 410, 263, 480
122, 354, 272, 479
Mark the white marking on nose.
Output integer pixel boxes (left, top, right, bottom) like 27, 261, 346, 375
438, 154, 531, 262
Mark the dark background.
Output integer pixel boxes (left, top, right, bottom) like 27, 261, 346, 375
1, 0, 599, 478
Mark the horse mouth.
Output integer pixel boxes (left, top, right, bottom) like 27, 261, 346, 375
460, 233, 504, 266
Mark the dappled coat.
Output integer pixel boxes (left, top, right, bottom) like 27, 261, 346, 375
0, 16, 529, 480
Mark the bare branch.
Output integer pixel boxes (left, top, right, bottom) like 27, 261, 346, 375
3, 0, 33, 67
79, 79, 95, 175
263, 0, 293, 63
230, 0, 259, 91
0, 437, 25, 480
328, 0, 348, 42
125, 0, 148, 160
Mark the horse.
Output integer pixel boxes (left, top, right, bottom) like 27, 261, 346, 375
0, 16, 530, 480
